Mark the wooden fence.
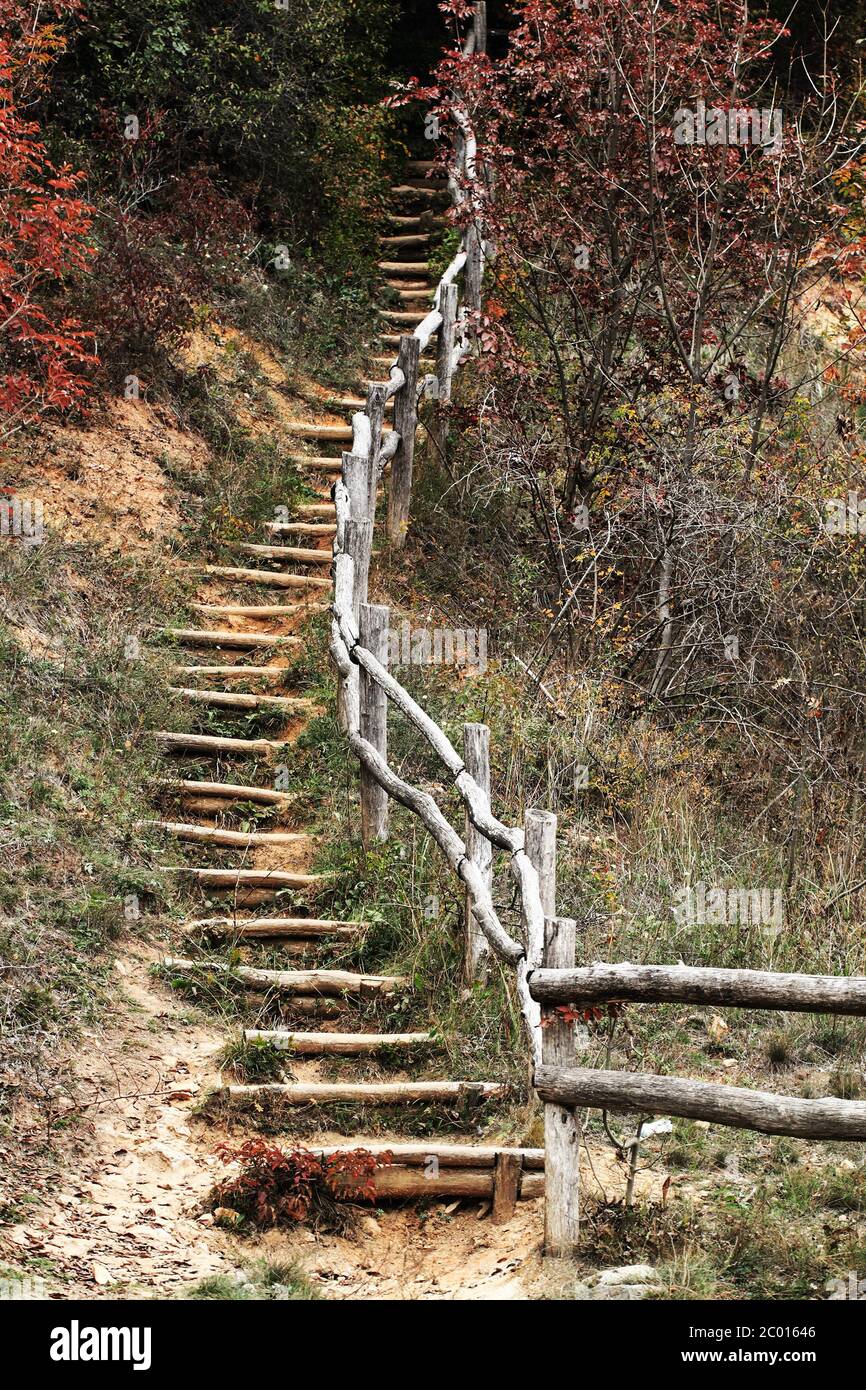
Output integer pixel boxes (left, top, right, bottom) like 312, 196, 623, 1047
328, 1, 866, 1258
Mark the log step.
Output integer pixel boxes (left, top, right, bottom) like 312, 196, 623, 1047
156, 732, 288, 755
224, 1080, 503, 1103
309, 1141, 545, 1169
296, 503, 336, 517
171, 666, 292, 680
166, 628, 300, 648
263, 522, 336, 538
287, 456, 343, 474
145, 821, 310, 849
162, 867, 325, 889
187, 916, 362, 938
160, 779, 294, 806
377, 261, 430, 275
163, 956, 405, 995
201, 565, 331, 590
370, 1168, 543, 1201
192, 601, 328, 617
232, 542, 332, 566
244, 1029, 436, 1054
378, 310, 427, 324
379, 233, 431, 249
390, 184, 446, 200
286, 422, 353, 441
169, 687, 314, 712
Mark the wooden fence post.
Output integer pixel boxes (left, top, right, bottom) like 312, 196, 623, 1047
436, 282, 458, 405
342, 451, 372, 525
542, 915, 580, 1256
465, 224, 483, 313
492, 1150, 522, 1225
346, 519, 373, 624
359, 602, 389, 846
365, 384, 388, 518
463, 723, 492, 981
388, 334, 421, 547
524, 808, 557, 965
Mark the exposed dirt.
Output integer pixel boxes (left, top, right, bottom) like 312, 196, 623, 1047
0, 936, 669, 1300
8, 397, 208, 552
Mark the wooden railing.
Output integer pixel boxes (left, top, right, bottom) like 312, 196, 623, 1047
327, 1, 866, 1258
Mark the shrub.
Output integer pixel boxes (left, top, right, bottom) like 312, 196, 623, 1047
211, 1139, 388, 1231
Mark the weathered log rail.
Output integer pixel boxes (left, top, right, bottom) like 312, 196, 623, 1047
325, 0, 866, 1258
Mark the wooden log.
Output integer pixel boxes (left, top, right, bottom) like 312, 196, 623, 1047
307, 1142, 545, 1170
528, 963, 866, 1017
232, 543, 331, 566
342, 452, 372, 527
201, 565, 330, 591
346, 519, 373, 622
243, 1029, 435, 1055
159, 779, 294, 805
156, 732, 287, 755
191, 602, 327, 617
224, 1080, 503, 1104
534, 1065, 866, 1141
542, 917, 580, 1257
163, 957, 407, 996
360, 603, 389, 848
144, 820, 309, 849
169, 688, 313, 712
370, 1168, 543, 1201
187, 917, 361, 939
463, 724, 492, 981
263, 523, 336, 538
524, 809, 556, 968
435, 281, 458, 405
163, 867, 323, 889
387, 335, 421, 546
166, 628, 300, 648
285, 422, 353, 441
378, 261, 430, 275
465, 223, 483, 313
492, 1151, 522, 1224
365, 384, 388, 509
170, 666, 292, 681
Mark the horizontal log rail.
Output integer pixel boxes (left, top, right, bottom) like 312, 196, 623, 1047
529, 963, 866, 1016
535, 1065, 866, 1142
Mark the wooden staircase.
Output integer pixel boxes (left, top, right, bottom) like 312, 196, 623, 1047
149, 166, 538, 1215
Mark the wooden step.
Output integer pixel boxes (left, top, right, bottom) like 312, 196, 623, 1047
170, 687, 314, 712
405, 159, 438, 173
171, 665, 292, 680
160, 779, 294, 806
224, 1080, 503, 1103
166, 628, 301, 649
244, 1029, 435, 1055
192, 601, 327, 618
202, 565, 331, 591
164, 956, 405, 995
232, 542, 331, 566
379, 233, 431, 249
377, 261, 429, 276
390, 184, 445, 200
384, 286, 434, 301
378, 310, 427, 324
187, 916, 361, 939
296, 503, 336, 517
286, 422, 353, 441
146, 820, 310, 848
156, 732, 288, 756
287, 455, 343, 474
263, 522, 336, 538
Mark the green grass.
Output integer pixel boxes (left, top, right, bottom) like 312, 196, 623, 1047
180, 1260, 319, 1301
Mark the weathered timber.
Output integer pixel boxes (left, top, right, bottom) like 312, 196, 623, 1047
156, 732, 288, 755
224, 1079, 503, 1104
243, 1029, 435, 1054
534, 1065, 866, 1141
528, 963, 866, 1016
360, 603, 389, 847
163, 957, 406, 996
542, 917, 580, 1257
166, 628, 300, 648
202, 565, 330, 590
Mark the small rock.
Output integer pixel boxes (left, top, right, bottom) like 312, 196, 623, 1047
359, 1216, 380, 1237
196, 1213, 214, 1227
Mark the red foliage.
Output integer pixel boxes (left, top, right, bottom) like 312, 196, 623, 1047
0, 5, 95, 442
212, 1139, 389, 1228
